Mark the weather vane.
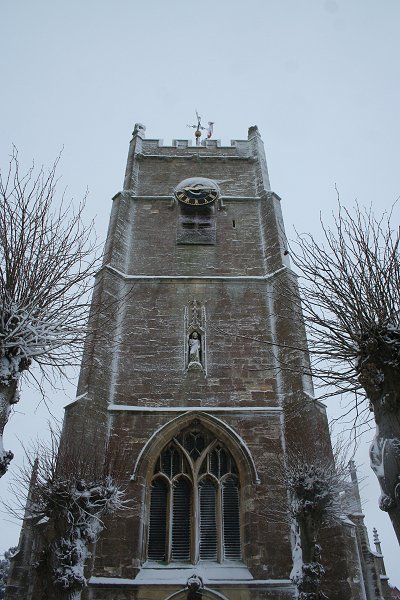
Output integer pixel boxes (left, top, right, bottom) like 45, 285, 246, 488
187, 110, 214, 146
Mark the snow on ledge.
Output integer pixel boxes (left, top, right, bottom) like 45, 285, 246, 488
340, 515, 358, 526
135, 562, 253, 583
103, 264, 288, 282
107, 404, 282, 413
89, 577, 138, 586
64, 392, 88, 408
88, 575, 294, 588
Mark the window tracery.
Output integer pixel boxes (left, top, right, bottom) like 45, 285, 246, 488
148, 425, 241, 564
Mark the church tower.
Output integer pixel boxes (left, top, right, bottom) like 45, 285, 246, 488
7, 124, 371, 600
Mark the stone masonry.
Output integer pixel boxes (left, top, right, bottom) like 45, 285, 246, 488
6, 124, 375, 600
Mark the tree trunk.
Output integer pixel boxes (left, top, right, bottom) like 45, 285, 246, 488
0, 379, 18, 477
299, 514, 317, 564
297, 515, 326, 598
361, 362, 400, 545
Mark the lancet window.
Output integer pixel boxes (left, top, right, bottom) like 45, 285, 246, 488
148, 425, 241, 564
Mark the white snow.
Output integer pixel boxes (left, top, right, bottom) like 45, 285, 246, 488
28, 473, 126, 593
369, 430, 385, 479
135, 563, 253, 583
108, 404, 281, 412
104, 264, 288, 282
89, 574, 293, 586
289, 517, 303, 583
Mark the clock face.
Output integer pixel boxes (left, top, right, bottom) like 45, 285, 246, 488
174, 177, 220, 206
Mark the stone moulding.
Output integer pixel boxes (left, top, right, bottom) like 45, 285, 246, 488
114, 192, 273, 202
102, 264, 288, 282
107, 405, 282, 413
135, 154, 256, 161
88, 576, 295, 587
127, 410, 263, 484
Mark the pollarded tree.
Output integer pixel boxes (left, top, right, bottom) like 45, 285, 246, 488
263, 446, 354, 600
292, 201, 400, 544
0, 149, 97, 477
5, 429, 127, 600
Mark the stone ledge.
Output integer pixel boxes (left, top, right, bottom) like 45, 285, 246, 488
136, 153, 255, 161
103, 264, 288, 282
107, 404, 282, 413
88, 575, 294, 588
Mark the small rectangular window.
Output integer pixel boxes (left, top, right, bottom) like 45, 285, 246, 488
177, 205, 216, 245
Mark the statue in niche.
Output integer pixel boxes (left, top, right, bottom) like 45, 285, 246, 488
188, 331, 201, 366
184, 300, 206, 373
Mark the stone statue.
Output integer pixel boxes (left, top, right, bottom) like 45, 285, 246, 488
188, 332, 201, 365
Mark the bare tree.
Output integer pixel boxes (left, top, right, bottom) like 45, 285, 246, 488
0, 149, 97, 477
263, 445, 354, 600
292, 201, 400, 543
4, 428, 127, 600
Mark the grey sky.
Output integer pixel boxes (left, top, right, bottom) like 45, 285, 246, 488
1, 0, 399, 586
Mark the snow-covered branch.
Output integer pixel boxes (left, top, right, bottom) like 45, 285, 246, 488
4, 429, 128, 598
263, 448, 354, 600
290, 201, 400, 544
0, 148, 98, 476
292, 201, 400, 412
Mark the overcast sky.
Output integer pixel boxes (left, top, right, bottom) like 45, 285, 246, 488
1, 0, 399, 587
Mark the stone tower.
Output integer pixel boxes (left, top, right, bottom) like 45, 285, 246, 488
7, 125, 373, 600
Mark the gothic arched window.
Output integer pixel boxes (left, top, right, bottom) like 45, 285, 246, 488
148, 425, 241, 564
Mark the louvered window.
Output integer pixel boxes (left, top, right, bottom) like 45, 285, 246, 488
172, 478, 191, 560
148, 478, 167, 560
222, 478, 241, 560
177, 204, 216, 245
199, 479, 217, 560
148, 425, 241, 564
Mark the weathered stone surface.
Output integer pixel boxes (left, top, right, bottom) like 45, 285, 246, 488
6, 127, 372, 600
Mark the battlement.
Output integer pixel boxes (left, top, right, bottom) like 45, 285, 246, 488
123, 123, 270, 192
140, 138, 252, 158
130, 123, 262, 156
